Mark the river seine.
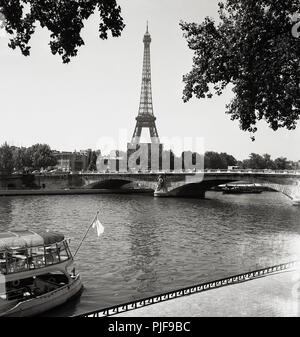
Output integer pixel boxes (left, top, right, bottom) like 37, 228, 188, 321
0, 191, 299, 316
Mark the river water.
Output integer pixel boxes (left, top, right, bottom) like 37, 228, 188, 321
0, 191, 299, 316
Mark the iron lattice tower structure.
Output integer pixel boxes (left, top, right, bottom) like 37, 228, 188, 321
131, 24, 160, 144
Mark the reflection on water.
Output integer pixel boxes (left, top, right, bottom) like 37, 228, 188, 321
0, 198, 13, 231
0, 191, 299, 316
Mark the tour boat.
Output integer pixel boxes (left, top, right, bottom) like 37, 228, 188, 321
222, 184, 263, 194
0, 229, 83, 317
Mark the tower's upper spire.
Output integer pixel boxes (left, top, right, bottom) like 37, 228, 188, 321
144, 21, 151, 43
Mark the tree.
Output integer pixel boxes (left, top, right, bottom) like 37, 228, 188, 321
219, 152, 237, 167
262, 153, 275, 170
27, 144, 57, 170
205, 151, 227, 169
274, 157, 292, 170
0, 142, 14, 175
13, 146, 31, 172
0, 0, 125, 63
241, 152, 276, 169
244, 153, 266, 169
180, 0, 300, 139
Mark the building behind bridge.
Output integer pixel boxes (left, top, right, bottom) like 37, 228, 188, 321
54, 150, 91, 172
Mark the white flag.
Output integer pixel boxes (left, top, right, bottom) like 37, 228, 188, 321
92, 217, 104, 237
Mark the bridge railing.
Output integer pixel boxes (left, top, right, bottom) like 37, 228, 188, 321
78, 169, 300, 175
203, 169, 300, 174
76, 260, 300, 317
28, 169, 300, 176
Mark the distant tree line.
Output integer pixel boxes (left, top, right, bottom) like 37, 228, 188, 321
175, 151, 298, 170
0, 142, 299, 175
157, 150, 298, 171
237, 153, 298, 170
0, 143, 57, 175
204, 151, 299, 170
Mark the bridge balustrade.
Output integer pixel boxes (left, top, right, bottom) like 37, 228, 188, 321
70, 169, 300, 175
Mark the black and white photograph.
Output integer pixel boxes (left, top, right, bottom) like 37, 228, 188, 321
0, 0, 300, 326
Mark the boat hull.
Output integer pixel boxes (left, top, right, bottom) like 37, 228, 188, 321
154, 191, 170, 197
0, 275, 83, 317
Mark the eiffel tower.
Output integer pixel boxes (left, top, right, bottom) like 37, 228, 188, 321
131, 23, 160, 144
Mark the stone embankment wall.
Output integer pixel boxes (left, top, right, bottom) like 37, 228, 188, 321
0, 174, 85, 191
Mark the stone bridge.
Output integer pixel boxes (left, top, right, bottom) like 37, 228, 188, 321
76, 170, 300, 201
4, 170, 300, 202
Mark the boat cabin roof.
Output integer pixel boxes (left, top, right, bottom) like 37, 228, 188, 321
0, 230, 65, 251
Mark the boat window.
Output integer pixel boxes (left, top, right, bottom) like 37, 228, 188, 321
44, 244, 60, 265
6, 249, 29, 274
64, 241, 73, 258
28, 247, 46, 269
65, 241, 72, 259
57, 242, 70, 261
0, 252, 7, 274
0, 241, 70, 276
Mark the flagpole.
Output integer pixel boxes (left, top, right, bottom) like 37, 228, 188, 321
73, 211, 99, 258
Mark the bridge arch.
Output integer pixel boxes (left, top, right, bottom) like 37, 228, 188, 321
163, 179, 300, 202
86, 179, 133, 189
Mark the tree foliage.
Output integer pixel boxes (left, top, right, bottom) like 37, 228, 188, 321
0, 0, 125, 63
27, 144, 57, 170
13, 146, 31, 171
274, 157, 292, 170
240, 153, 294, 169
180, 0, 300, 139
0, 143, 14, 175
204, 151, 237, 169
0, 143, 57, 174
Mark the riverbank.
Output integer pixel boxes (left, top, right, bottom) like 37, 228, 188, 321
0, 188, 153, 197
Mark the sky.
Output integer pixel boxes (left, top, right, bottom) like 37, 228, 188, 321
0, 0, 299, 161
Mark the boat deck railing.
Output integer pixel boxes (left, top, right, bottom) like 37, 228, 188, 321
77, 260, 300, 317
0, 248, 72, 276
